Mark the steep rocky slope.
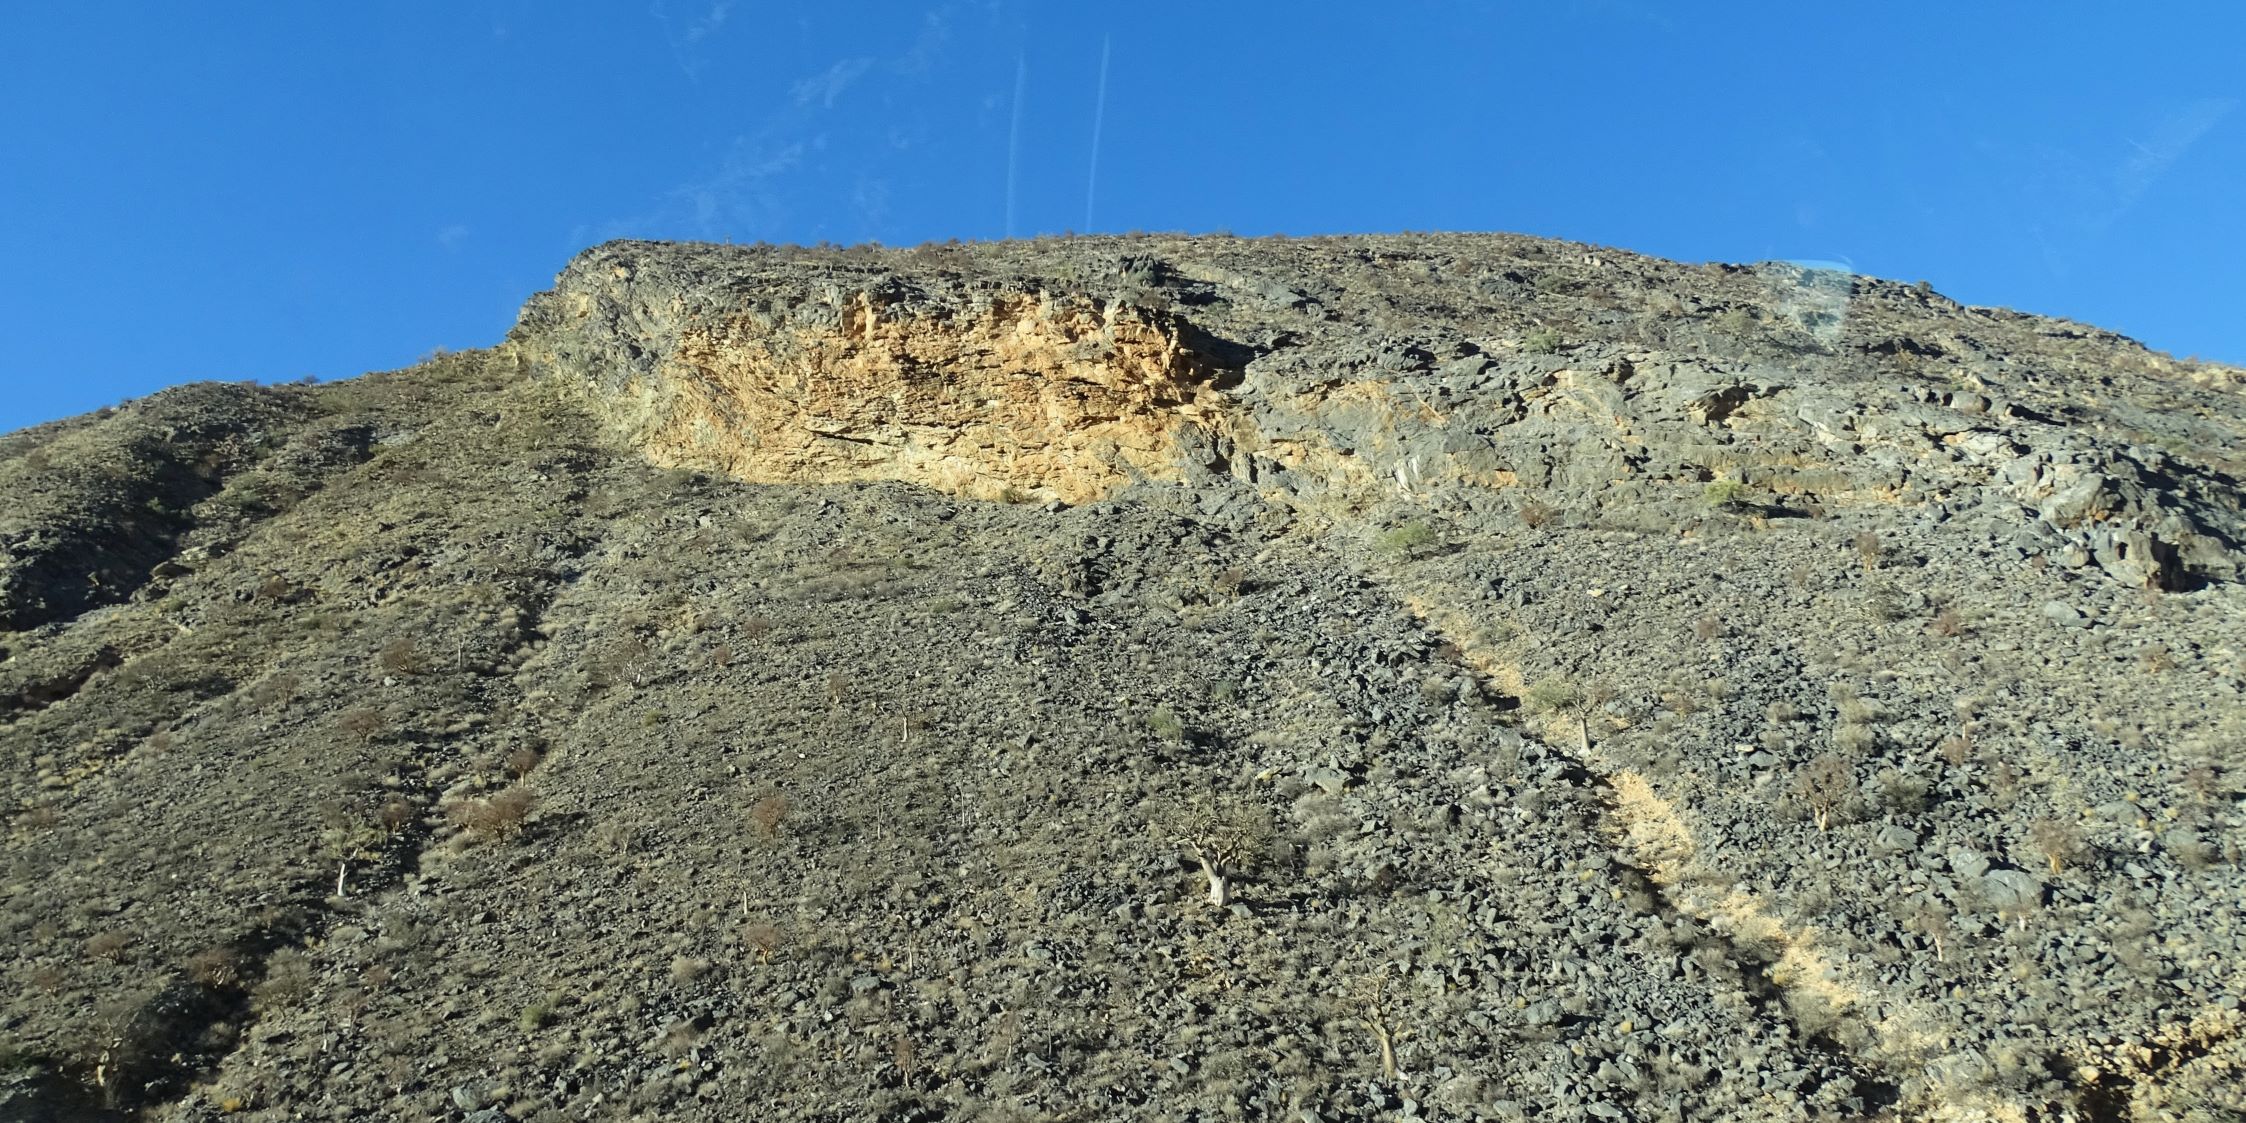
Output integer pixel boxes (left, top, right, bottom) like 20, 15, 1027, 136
3, 233, 2242, 1122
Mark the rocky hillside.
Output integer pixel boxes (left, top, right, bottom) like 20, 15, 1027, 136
3, 233, 2242, 1122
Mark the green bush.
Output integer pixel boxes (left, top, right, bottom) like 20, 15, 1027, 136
1376, 521, 1438, 556
1703, 481, 1750, 508
1145, 706, 1187, 742
1522, 679, 1580, 715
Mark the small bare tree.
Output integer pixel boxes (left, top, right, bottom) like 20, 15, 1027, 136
1521, 677, 1613, 755
2029, 817, 2085, 874
1903, 903, 1950, 962
1795, 753, 1856, 832
1352, 966, 1411, 1079
1171, 798, 1273, 909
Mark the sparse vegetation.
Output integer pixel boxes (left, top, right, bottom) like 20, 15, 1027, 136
742, 921, 785, 964
376, 636, 425, 675
252, 949, 312, 1011
336, 706, 385, 743
519, 993, 560, 1033
1522, 679, 1580, 716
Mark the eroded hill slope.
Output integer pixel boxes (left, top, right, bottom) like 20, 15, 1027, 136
3, 233, 2243, 1122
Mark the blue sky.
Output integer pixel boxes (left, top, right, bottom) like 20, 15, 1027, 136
3, 3, 2241, 432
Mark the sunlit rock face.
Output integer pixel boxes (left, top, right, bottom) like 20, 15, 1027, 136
518, 238, 2243, 590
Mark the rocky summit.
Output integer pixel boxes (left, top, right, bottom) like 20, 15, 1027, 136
2, 232, 2243, 1122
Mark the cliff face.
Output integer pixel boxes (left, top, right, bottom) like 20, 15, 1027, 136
3, 234, 2244, 1122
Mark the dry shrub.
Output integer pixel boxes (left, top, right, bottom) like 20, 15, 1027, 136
377, 798, 416, 835
2029, 818, 2085, 874
1853, 531, 1883, 569
1929, 607, 1966, 637
1940, 732, 1976, 768
251, 672, 300, 708
187, 946, 246, 990
449, 785, 537, 842
742, 922, 784, 963
748, 792, 792, 838
1795, 753, 1857, 832
376, 636, 425, 675
337, 707, 385, 744
253, 949, 312, 1011
84, 931, 132, 964
1519, 501, 1557, 528
894, 1035, 920, 1084
506, 746, 545, 779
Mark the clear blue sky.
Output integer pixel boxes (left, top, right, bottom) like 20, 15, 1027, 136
4, 3, 2241, 432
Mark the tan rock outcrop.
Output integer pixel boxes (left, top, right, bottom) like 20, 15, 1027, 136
629, 292, 1236, 504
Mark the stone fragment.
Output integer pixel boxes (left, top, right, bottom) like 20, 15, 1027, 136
1981, 870, 2044, 912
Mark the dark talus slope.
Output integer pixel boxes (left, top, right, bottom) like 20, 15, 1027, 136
2, 233, 2241, 1122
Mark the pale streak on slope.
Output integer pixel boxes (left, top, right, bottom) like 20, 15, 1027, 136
1397, 592, 2032, 1123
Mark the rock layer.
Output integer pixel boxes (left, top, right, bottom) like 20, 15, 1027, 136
517, 238, 2246, 590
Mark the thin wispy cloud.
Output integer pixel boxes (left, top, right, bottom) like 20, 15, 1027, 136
1005, 52, 1026, 239
893, 8, 953, 76
437, 224, 471, 251
684, 0, 733, 43
1084, 34, 1111, 232
650, 0, 735, 82
792, 58, 874, 109
2018, 97, 2236, 277
582, 140, 804, 245
599, 2, 986, 246
851, 177, 892, 229
674, 142, 805, 235
2111, 97, 2235, 221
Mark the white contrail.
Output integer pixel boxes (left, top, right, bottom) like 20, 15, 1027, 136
1005, 53, 1026, 239
1085, 35, 1110, 233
